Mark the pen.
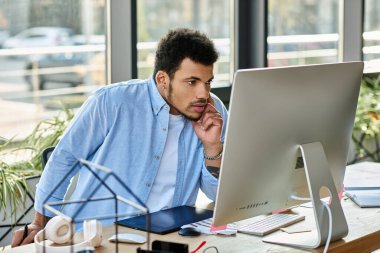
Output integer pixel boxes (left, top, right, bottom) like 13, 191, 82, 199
190, 241, 206, 253
20, 224, 28, 245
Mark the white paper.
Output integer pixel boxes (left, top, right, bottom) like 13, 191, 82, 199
181, 218, 237, 236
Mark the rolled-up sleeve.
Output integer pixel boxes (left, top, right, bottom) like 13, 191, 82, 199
200, 163, 219, 200
199, 94, 228, 200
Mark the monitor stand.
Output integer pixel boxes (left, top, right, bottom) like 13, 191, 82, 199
263, 142, 348, 249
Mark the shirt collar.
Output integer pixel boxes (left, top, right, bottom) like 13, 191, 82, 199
148, 77, 168, 115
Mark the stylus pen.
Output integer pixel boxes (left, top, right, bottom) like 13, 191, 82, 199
19, 224, 28, 245
190, 241, 206, 253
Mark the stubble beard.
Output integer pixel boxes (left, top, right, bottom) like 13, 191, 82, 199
166, 82, 202, 122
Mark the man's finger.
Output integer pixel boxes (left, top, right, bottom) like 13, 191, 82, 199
205, 102, 218, 112
201, 112, 222, 127
200, 103, 219, 122
11, 230, 23, 247
207, 97, 215, 106
20, 230, 38, 245
201, 115, 223, 130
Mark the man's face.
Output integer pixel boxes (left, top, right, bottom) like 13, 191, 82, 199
158, 58, 214, 121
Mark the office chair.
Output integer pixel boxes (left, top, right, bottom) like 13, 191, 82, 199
41, 146, 55, 168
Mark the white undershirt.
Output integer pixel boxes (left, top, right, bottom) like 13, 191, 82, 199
146, 114, 184, 212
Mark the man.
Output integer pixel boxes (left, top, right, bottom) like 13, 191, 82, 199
12, 28, 228, 247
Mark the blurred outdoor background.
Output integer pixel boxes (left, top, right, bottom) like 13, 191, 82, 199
0, 0, 379, 140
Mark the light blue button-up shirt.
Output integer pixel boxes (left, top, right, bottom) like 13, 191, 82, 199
34, 77, 228, 226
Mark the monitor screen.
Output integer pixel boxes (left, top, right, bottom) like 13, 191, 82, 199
213, 62, 364, 248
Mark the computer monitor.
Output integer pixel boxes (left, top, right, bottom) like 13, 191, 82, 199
213, 62, 364, 249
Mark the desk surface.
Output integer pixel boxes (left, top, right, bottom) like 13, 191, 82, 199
5, 197, 380, 253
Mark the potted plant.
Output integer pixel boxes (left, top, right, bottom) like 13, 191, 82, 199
0, 109, 73, 245
351, 73, 380, 163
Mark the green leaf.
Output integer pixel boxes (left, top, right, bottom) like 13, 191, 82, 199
0, 108, 74, 219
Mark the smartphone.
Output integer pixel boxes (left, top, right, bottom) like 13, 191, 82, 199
152, 240, 188, 253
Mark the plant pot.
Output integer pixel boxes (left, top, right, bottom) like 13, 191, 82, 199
0, 175, 40, 247
350, 130, 380, 164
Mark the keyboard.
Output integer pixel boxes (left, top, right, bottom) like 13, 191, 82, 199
238, 213, 305, 236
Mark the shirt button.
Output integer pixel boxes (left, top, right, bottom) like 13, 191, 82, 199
164, 106, 168, 110
146, 183, 151, 187
162, 128, 166, 131
154, 155, 160, 160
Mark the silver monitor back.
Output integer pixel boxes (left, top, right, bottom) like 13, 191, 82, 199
213, 62, 364, 228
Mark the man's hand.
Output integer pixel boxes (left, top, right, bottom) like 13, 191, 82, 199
11, 223, 42, 247
192, 98, 223, 167
11, 211, 49, 247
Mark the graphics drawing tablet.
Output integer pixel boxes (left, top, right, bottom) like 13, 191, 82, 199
116, 205, 213, 234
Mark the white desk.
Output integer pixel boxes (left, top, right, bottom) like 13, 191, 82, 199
4, 197, 380, 253
5, 164, 380, 253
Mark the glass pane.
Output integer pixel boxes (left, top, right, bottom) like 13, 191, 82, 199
0, 0, 106, 139
137, 0, 231, 88
363, 0, 380, 65
268, 0, 338, 67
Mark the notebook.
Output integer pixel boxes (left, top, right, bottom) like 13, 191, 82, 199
116, 205, 214, 234
345, 190, 380, 207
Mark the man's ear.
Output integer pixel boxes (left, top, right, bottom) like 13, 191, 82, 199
155, 71, 169, 90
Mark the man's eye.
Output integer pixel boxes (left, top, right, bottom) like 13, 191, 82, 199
187, 80, 196, 85
206, 81, 213, 86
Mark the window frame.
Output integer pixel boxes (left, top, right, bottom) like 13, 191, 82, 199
108, 0, 367, 105
107, 0, 137, 84
339, 0, 364, 62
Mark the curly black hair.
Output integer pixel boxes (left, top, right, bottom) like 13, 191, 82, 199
153, 28, 219, 79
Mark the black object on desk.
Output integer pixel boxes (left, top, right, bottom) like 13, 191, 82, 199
136, 249, 163, 253
136, 240, 189, 253
152, 240, 188, 253
117, 205, 213, 234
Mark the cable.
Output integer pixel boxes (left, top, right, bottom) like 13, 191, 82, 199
290, 194, 332, 253
202, 246, 219, 253
321, 201, 332, 253
289, 194, 311, 201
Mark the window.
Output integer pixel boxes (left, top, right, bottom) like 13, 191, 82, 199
0, 0, 106, 139
137, 0, 231, 88
0, 0, 376, 139
267, 0, 339, 67
363, 0, 380, 62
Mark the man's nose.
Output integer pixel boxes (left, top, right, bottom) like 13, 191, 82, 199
196, 82, 210, 99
